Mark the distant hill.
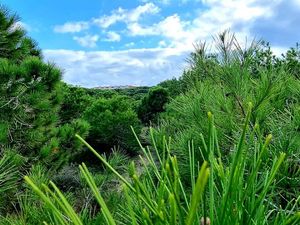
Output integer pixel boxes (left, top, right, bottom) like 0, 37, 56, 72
94, 85, 138, 90
90, 85, 151, 100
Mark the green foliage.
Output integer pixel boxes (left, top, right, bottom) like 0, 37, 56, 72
0, 7, 299, 224
281, 43, 300, 79
59, 85, 93, 123
158, 78, 182, 98
0, 57, 62, 156
0, 153, 19, 212
156, 31, 300, 214
24, 110, 299, 224
114, 86, 150, 100
83, 95, 141, 154
137, 87, 169, 124
40, 119, 90, 169
0, 6, 41, 62
0, 7, 90, 169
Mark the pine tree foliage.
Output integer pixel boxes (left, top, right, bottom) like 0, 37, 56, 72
0, 6, 41, 62
0, 6, 88, 166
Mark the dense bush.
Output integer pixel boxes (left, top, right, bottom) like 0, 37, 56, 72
83, 95, 141, 155
137, 86, 169, 124
158, 78, 182, 98
59, 85, 93, 123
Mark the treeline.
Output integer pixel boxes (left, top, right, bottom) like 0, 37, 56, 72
0, 5, 300, 225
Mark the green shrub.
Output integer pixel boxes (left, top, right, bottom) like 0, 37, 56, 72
137, 87, 169, 124
59, 85, 93, 123
83, 95, 141, 155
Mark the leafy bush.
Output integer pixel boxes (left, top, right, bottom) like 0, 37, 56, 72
59, 85, 93, 123
83, 95, 141, 155
158, 78, 182, 98
137, 86, 169, 124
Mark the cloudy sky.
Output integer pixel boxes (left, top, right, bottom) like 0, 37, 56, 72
2, 0, 300, 87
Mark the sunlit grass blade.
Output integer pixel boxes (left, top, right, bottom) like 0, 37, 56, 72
79, 163, 116, 225
185, 161, 209, 225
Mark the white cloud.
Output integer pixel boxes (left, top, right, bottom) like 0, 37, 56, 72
125, 42, 135, 48
127, 14, 189, 38
54, 21, 89, 33
47, 0, 295, 86
13, 21, 32, 31
104, 31, 121, 42
43, 48, 189, 87
93, 7, 125, 28
11, 21, 39, 33
127, 22, 157, 36
129, 2, 160, 21
93, 3, 160, 28
158, 40, 167, 47
126, 14, 192, 51
73, 35, 99, 48
125, 0, 281, 52
184, 0, 279, 47
272, 46, 288, 56
157, 14, 190, 40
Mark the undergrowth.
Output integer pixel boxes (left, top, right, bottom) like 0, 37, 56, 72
22, 104, 300, 225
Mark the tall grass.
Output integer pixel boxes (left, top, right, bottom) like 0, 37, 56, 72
0, 153, 19, 216
0, 154, 18, 195
23, 104, 299, 224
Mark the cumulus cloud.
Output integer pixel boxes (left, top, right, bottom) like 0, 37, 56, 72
47, 0, 298, 86
73, 34, 99, 48
248, 0, 300, 47
44, 48, 189, 87
92, 8, 125, 29
54, 21, 89, 33
53, 3, 160, 47
125, 0, 282, 52
92, 3, 160, 28
104, 31, 121, 42
127, 22, 157, 36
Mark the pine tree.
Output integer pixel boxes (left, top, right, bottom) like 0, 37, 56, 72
0, 6, 88, 168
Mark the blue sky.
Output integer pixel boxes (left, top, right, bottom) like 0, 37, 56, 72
2, 0, 300, 87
